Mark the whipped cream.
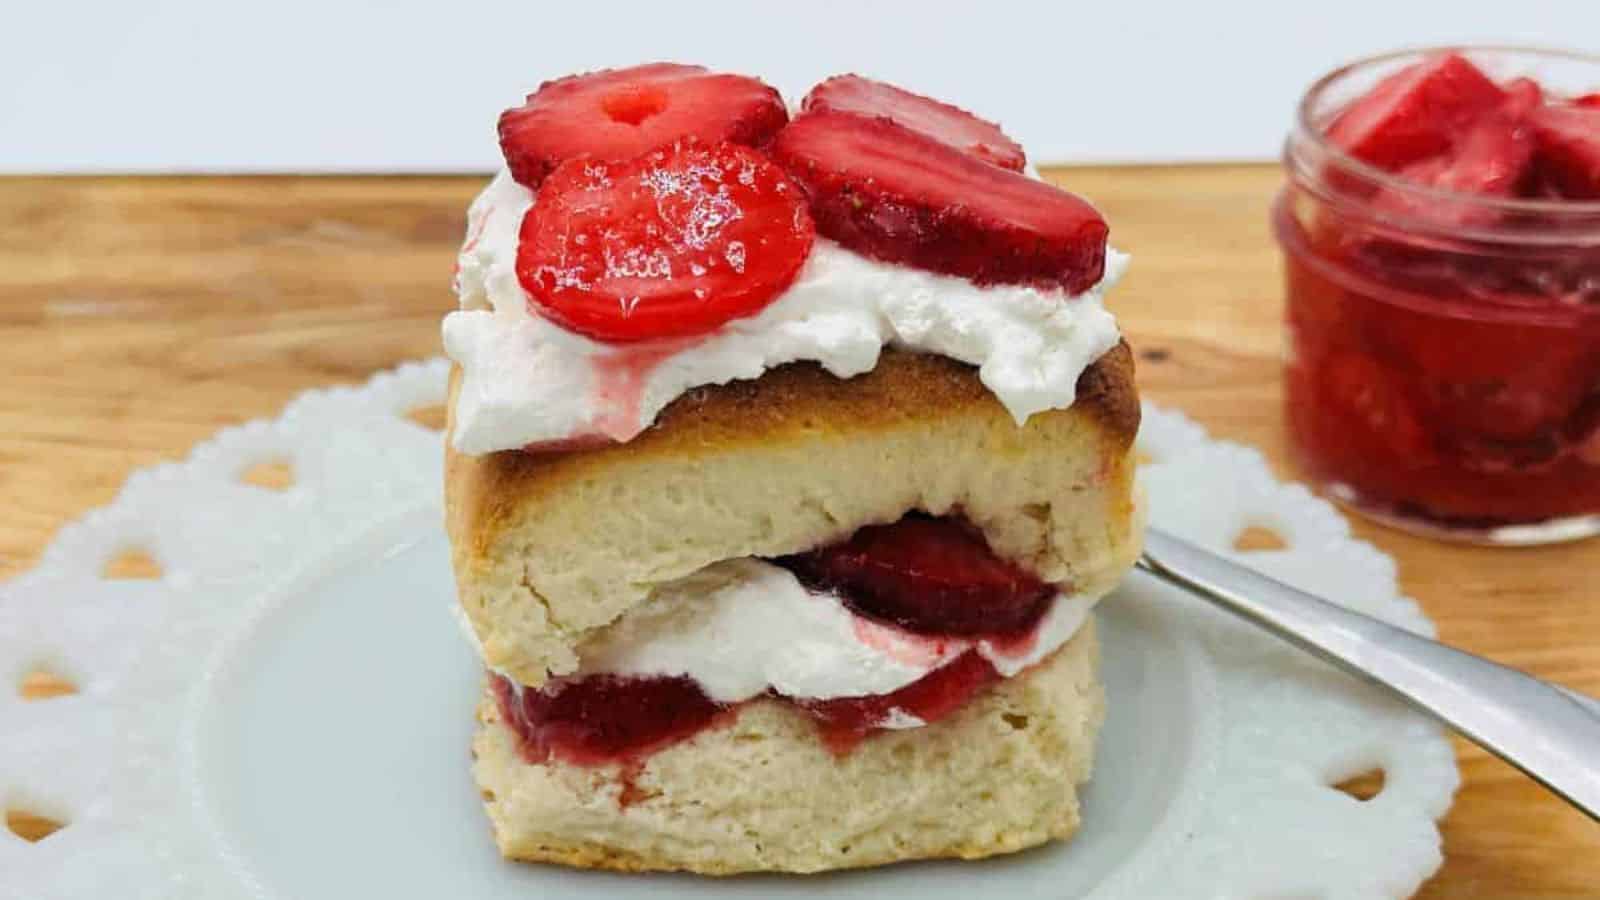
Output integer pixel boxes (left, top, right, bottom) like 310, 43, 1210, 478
444, 169, 1127, 454
571, 558, 1096, 704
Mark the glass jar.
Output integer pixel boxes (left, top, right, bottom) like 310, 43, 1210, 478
1276, 46, 1600, 545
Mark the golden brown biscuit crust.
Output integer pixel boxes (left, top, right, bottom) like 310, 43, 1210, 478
447, 344, 1138, 564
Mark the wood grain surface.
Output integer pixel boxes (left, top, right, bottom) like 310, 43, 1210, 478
1, 166, 1596, 895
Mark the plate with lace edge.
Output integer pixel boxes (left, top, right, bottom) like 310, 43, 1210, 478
0, 358, 1457, 900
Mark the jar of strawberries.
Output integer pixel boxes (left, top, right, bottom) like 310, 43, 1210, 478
1276, 46, 1600, 544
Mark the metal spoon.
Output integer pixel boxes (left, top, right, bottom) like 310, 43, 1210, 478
1137, 527, 1600, 822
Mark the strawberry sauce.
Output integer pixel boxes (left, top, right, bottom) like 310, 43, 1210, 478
491, 650, 1006, 771
515, 336, 703, 451
493, 674, 733, 766
795, 651, 1002, 754
590, 337, 700, 441
491, 514, 1055, 772
1278, 48, 1600, 539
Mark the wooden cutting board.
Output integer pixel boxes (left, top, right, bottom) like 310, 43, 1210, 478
1, 167, 1596, 897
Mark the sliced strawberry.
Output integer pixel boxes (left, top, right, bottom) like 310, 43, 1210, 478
1316, 351, 1434, 462
1327, 52, 1504, 171
800, 74, 1026, 171
1401, 121, 1533, 196
770, 111, 1107, 291
777, 515, 1054, 636
1530, 103, 1600, 199
1501, 77, 1546, 108
1577, 404, 1600, 465
498, 63, 788, 188
516, 140, 814, 342
1575, 93, 1600, 110
1375, 82, 1538, 224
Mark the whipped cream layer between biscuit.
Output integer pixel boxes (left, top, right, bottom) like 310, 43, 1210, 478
572, 558, 1096, 705
456, 557, 1097, 725
444, 169, 1127, 454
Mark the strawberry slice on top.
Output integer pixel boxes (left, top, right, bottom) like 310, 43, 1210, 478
498, 63, 788, 188
801, 74, 1026, 171
1326, 51, 1504, 171
770, 111, 1107, 292
516, 140, 814, 342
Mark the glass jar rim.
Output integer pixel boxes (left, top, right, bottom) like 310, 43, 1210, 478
1293, 44, 1600, 231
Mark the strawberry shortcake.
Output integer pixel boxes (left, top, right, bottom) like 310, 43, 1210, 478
443, 63, 1143, 874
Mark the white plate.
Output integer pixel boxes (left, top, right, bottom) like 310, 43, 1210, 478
0, 359, 1458, 900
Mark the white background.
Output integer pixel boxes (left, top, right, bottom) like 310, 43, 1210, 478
2, 0, 1597, 173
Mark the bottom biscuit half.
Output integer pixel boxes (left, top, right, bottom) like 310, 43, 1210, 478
471, 619, 1104, 875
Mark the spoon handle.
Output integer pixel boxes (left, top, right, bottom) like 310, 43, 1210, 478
1138, 528, 1600, 822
